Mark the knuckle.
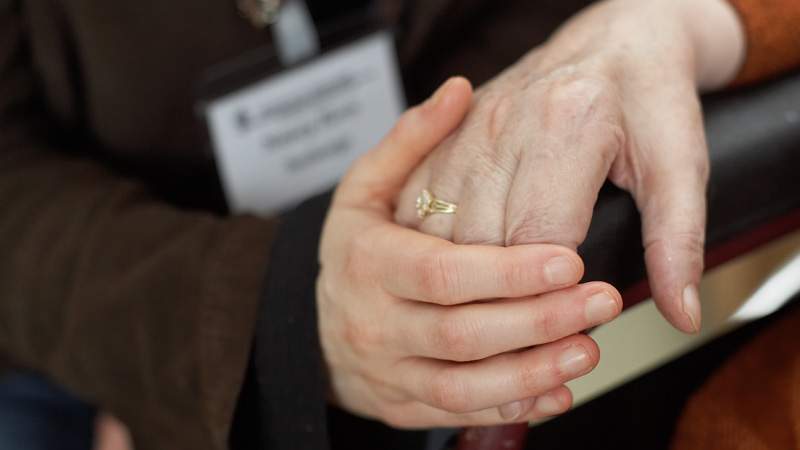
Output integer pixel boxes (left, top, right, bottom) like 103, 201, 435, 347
342, 319, 383, 357
343, 234, 373, 282
467, 141, 517, 180
543, 76, 615, 123
517, 360, 547, 396
670, 231, 706, 256
505, 214, 585, 248
481, 93, 514, 141
454, 222, 505, 245
455, 233, 505, 246
417, 250, 460, 303
432, 313, 482, 361
531, 307, 562, 343
534, 75, 624, 152
506, 222, 543, 247
646, 229, 705, 258
428, 370, 470, 413
591, 121, 626, 163
436, 139, 512, 197
498, 256, 534, 292
504, 209, 554, 245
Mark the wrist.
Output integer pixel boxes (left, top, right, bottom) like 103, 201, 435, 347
591, 0, 745, 90
523, 0, 745, 92
673, 0, 746, 90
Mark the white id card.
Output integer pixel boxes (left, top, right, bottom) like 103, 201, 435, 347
204, 31, 405, 215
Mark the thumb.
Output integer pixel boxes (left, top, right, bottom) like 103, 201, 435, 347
338, 77, 473, 206
639, 170, 707, 334
631, 116, 709, 334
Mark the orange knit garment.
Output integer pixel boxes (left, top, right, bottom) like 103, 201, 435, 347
670, 306, 800, 449
728, 0, 800, 86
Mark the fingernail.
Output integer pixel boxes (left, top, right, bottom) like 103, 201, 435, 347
682, 284, 702, 333
498, 398, 534, 420
535, 394, 564, 415
585, 292, 619, 324
544, 256, 577, 285
558, 345, 591, 377
498, 400, 522, 420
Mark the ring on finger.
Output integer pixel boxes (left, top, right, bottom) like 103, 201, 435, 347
416, 189, 457, 219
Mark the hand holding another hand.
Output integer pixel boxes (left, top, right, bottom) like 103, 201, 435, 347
395, 0, 745, 334
317, 78, 622, 427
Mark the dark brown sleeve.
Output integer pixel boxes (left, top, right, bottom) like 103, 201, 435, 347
0, 7, 276, 450
727, 0, 800, 86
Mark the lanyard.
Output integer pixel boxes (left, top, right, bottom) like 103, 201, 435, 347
238, 0, 321, 66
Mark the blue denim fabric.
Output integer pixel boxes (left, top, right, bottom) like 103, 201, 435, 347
0, 372, 94, 450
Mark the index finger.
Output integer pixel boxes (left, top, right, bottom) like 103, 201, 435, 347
366, 224, 584, 304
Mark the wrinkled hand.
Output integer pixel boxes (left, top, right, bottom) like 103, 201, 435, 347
318, 78, 622, 426
396, 0, 745, 333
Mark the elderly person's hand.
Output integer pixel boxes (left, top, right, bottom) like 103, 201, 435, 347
395, 0, 746, 334
318, 78, 622, 426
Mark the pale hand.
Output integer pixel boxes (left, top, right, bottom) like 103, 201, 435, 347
395, 0, 746, 334
318, 78, 623, 426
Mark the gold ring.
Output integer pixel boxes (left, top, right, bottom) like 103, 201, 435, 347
416, 189, 457, 219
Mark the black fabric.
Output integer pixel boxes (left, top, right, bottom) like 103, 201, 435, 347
306, 0, 375, 23
229, 357, 261, 449
252, 192, 332, 450
246, 190, 428, 450
327, 406, 428, 450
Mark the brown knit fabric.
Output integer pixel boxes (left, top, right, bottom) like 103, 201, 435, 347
728, 0, 800, 86
671, 306, 800, 449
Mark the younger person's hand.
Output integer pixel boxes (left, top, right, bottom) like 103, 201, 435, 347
317, 78, 622, 426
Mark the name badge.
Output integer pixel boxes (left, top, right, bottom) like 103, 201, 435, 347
203, 31, 405, 215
